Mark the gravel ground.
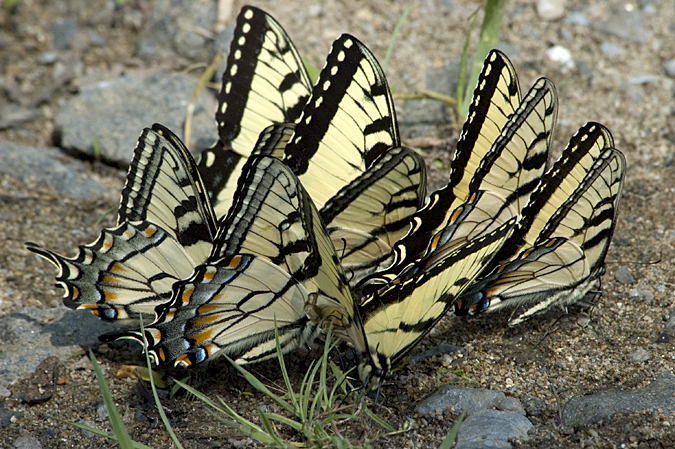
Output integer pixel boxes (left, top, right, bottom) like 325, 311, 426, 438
2, 0, 675, 448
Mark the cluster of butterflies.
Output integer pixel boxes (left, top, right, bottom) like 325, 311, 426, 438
27, 6, 625, 390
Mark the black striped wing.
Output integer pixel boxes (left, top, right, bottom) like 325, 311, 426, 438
456, 124, 625, 324
283, 34, 401, 210
26, 124, 216, 319
197, 5, 312, 218
361, 51, 556, 281
282, 34, 426, 284
309, 190, 517, 389
109, 156, 356, 367
357, 191, 517, 388
449, 50, 522, 208
322, 146, 426, 285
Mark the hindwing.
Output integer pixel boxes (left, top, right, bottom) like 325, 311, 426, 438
109, 156, 356, 367
455, 124, 625, 324
27, 124, 215, 319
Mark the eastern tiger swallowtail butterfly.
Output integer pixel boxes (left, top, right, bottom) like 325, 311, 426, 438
26, 124, 218, 320
197, 5, 312, 218
454, 122, 626, 325
106, 155, 355, 366
354, 49, 558, 291
308, 189, 518, 389
280, 34, 426, 285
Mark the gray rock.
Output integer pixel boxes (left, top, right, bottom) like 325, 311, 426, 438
562, 370, 675, 428
0, 307, 124, 386
628, 288, 654, 302
521, 395, 546, 416
536, 0, 566, 21
497, 396, 526, 415
54, 72, 217, 164
78, 420, 98, 438
629, 74, 662, 85
0, 406, 22, 428
455, 409, 532, 449
629, 348, 650, 363
0, 141, 105, 198
656, 309, 675, 343
38, 51, 60, 65
89, 31, 107, 48
593, 12, 653, 45
614, 266, 635, 284
664, 59, 675, 78
0, 385, 10, 398
138, 0, 216, 63
564, 12, 589, 26
415, 385, 511, 415
600, 41, 625, 56
12, 430, 42, 449
51, 20, 78, 50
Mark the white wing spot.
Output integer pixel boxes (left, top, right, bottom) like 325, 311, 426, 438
230, 64, 238, 76
224, 81, 232, 94
238, 36, 246, 46
322, 80, 331, 91
234, 49, 241, 60
337, 51, 345, 62
331, 66, 338, 76
344, 39, 353, 49
242, 23, 251, 34
244, 8, 254, 20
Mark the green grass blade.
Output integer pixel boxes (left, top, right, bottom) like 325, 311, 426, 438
48, 415, 153, 449
364, 407, 395, 432
258, 410, 288, 448
439, 409, 467, 449
221, 353, 296, 415
456, 11, 478, 118
303, 60, 320, 85
382, 5, 412, 72
460, 0, 505, 116
174, 379, 280, 445
138, 316, 185, 449
88, 350, 134, 449
273, 320, 301, 415
261, 412, 303, 432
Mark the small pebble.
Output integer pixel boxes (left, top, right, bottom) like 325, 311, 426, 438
600, 41, 625, 56
663, 59, 675, 78
629, 348, 650, 363
564, 12, 589, 26
614, 266, 635, 285
536, 0, 566, 20
545, 45, 574, 72
38, 52, 59, 65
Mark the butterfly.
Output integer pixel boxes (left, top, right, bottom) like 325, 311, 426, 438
309, 189, 518, 389
354, 49, 558, 293
26, 124, 219, 320
454, 122, 626, 325
107, 154, 355, 367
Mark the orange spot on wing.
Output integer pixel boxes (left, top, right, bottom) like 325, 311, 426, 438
175, 354, 192, 367
181, 285, 195, 304
143, 225, 157, 238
